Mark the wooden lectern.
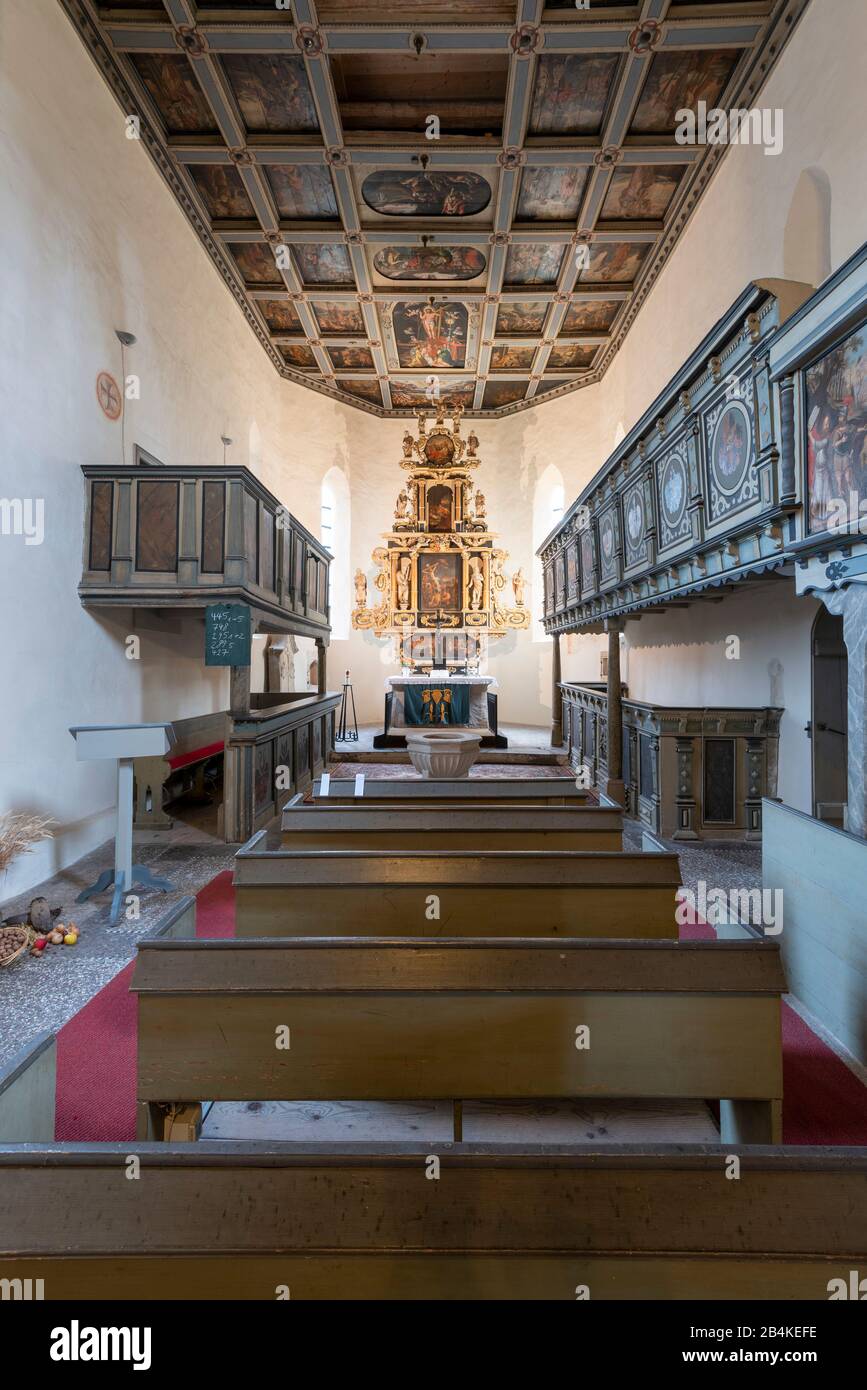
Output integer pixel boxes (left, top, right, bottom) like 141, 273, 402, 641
69, 724, 176, 924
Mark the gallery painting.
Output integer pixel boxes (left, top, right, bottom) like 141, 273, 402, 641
600, 166, 684, 221
362, 171, 491, 217
393, 302, 468, 369
266, 166, 338, 220
418, 553, 462, 613
805, 324, 867, 533
496, 301, 547, 335
504, 243, 565, 286
529, 55, 620, 135
221, 54, 319, 134
374, 246, 486, 281
517, 166, 588, 221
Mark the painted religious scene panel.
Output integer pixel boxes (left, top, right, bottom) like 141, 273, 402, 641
561, 299, 621, 334
361, 171, 492, 218
221, 55, 319, 134
390, 379, 475, 411
229, 243, 282, 285
313, 301, 366, 335
328, 345, 374, 370
578, 242, 650, 285
704, 384, 758, 526
483, 380, 528, 409
517, 166, 588, 221
393, 302, 468, 369
257, 299, 303, 333
292, 243, 354, 285
496, 301, 548, 335
425, 482, 454, 532
188, 165, 255, 219
528, 54, 620, 136
341, 379, 383, 406
281, 344, 318, 370
129, 54, 218, 134
805, 322, 867, 534
490, 345, 537, 371
504, 243, 565, 286
418, 552, 463, 614
629, 50, 740, 135
600, 165, 685, 221
265, 166, 339, 220
547, 344, 597, 370
374, 246, 486, 281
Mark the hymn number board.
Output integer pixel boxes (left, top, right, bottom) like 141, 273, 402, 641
206, 603, 252, 667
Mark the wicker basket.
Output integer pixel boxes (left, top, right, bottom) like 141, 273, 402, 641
0, 925, 34, 968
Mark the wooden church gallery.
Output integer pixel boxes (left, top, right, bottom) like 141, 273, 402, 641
2, 0, 867, 1338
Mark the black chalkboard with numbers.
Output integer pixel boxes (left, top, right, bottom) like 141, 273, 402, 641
205, 603, 252, 667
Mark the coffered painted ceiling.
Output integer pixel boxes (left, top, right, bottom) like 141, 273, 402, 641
63, 0, 808, 417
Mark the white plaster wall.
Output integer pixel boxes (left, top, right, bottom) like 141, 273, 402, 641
0, 0, 354, 900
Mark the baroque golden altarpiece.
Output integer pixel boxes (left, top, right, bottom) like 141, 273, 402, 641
351, 408, 530, 668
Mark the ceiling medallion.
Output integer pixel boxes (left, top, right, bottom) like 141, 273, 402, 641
359, 293, 374, 304
173, 26, 208, 59
553, 292, 570, 304
572, 231, 593, 245
324, 147, 350, 167
498, 149, 525, 170
228, 147, 255, 166
370, 340, 381, 349
265, 232, 284, 248
346, 232, 364, 245
510, 25, 542, 58
296, 26, 325, 56
629, 20, 662, 55
594, 147, 623, 169
484, 294, 499, 305
489, 232, 511, 246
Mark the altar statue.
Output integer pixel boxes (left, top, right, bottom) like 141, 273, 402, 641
467, 430, 479, 458
474, 490, 487, 526
512, 567, 526, 607
354, 568, 367, 607
402, 432, 414, 459
396, 555, 412, 610
394, 488, 412, 523
468, 556, 484, 611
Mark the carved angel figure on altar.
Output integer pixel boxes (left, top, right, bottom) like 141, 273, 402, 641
473, 490, 487, 525
468, 556, 484, 611
354, 568, 367, 607
512, 567, 526, 607
396, 555, 412, 610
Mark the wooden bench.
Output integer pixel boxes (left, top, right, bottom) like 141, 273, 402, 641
131, 937, 784, 1144
280, 800, 624, 851
134, 711, 227, 829
2, 1143, 860, 1298
0, 1032, 55, 1143
234, 833, 681, 938
310, 776, 593, 804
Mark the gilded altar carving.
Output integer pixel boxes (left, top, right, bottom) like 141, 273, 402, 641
351, 404, 530, 660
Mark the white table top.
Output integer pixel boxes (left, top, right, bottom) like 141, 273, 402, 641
386, 674, 497, 688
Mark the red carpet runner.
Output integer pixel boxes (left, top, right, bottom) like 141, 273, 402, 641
56, 871, 867, 1144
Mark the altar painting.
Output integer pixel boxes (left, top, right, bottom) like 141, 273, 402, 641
418, 552, 462, 613
426, 483, 454, 531
805, 324, 867, 533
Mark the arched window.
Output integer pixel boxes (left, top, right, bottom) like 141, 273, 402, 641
321, 465, 351, 640
532, 463, 565, 642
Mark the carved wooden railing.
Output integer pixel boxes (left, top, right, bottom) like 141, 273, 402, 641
80, 463, 331, 639
561, 682, 782, 842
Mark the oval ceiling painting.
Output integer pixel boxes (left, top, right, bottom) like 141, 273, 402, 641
374, 245, 486, 282
362, 171, 492, 218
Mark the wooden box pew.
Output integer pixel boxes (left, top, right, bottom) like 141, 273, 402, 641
280, 800, 624, 852
131, 938, 784, 1145
134, 711, 228, 829
310, 776, 596, 805
1, 1143, 864, 1300
234, 834, 682, 939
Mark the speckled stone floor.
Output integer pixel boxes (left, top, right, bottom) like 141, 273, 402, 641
0, 830, 236, 1070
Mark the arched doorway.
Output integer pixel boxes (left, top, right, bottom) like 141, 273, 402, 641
811, 606, 847, 824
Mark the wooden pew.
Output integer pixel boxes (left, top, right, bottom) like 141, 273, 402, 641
280, 800, 624, 852
0, 1032, 55, 1143
134, 711, 227, 829
2, 1143, 861, 1298
131, 938, 784, 1144
310, 776, 593, 804
234, 833, 681, 938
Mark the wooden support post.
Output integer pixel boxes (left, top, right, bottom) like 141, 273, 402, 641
453, 1100, 463, 1143
550, 633, 563, 748
606, 619, 625, 807
316, 638, 327, 696
230, 664, 251, 718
